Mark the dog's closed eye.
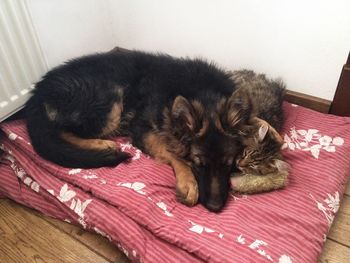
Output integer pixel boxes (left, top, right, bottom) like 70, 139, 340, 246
193, 156, 201, 166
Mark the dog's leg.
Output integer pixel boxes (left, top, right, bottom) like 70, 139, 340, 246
61, 132, 117, 151
144, 132, 199, 206
172, 160, 199, 206
59, 131, 131, 168
99, 98, 124, 137
61, 99, 124, 150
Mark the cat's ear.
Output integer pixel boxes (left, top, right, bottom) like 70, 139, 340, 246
258, 123, 269, 141
226, 88, 252, 127
275, 132, 284, 145
264, 122, 284, 145
171, 96, 196, 132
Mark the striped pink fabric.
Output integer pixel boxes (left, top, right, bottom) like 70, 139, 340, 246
1, 102, 350, 263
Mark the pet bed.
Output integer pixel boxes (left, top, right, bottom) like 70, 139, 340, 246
1, 102, 350, 263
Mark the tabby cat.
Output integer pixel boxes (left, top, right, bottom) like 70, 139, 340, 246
229, 70, 289, 194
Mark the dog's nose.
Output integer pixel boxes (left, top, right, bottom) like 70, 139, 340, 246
206, 199, 225, 212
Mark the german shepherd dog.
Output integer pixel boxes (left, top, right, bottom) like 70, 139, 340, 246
25, 50, 252, 211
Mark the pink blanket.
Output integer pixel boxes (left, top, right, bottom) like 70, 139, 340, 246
1, 102, 350, 263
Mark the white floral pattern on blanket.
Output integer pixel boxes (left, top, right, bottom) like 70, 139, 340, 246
120, 142, 143, 160
282, 127, 344, 158
310, 191, 340, 227
236, 234, 293, 262
156, 202, 174, 217
68, 168, 82, 175
4, 153, 40, 193
68, 168, 107, 184
57, 184, 92, 219
117, 182, 146, 195
188, 220, 224, 238
116, 181, 175, 218
279, 255, 293, 263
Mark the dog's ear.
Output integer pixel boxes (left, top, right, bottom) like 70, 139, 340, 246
226, 88, 252, 127
171, 96, 196, 132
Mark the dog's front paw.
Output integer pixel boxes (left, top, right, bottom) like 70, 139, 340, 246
176, 175, 199, 206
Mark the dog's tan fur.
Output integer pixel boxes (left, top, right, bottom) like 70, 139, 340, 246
61, 132, 117, 151
99, 102, 123, 137
143, 132, 198, 205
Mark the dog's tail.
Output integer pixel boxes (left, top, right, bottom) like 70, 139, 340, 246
26, 105, 131, 168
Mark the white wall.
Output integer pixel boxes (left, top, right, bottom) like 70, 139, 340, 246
110, 0, 350, 100
26, 0, 116, 68
27, 0, 350, 100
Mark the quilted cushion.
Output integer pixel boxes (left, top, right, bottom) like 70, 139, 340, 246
1, 102, 350, 263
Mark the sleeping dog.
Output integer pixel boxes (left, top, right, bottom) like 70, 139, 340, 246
26, 50, 252, 212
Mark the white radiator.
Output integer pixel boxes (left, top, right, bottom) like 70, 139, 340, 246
0, 0, 47, 121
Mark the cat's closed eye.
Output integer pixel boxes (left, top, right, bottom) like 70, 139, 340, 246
242, 149, 249, 158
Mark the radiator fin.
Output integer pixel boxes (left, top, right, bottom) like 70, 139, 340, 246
0, 0, 47, 121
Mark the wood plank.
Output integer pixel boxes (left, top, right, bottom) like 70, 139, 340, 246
284, 90, 331, 113
319, 239, 350, 263
42, 216, 129, 263
0, 199, 110, 263
327, 195, 350, 247
346, 179, 350, 196
1, 198, 350, 263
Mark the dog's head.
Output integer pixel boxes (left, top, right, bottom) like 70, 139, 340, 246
165, 89, 251, 212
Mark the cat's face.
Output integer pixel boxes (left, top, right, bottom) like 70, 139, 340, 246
236, 118, 288, 174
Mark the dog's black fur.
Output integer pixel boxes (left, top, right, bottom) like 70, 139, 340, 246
26, 50, 252, 211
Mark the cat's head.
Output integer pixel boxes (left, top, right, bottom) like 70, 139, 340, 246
236, 117, 288, 174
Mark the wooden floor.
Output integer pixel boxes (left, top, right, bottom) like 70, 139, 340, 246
0, 182, 349, 263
